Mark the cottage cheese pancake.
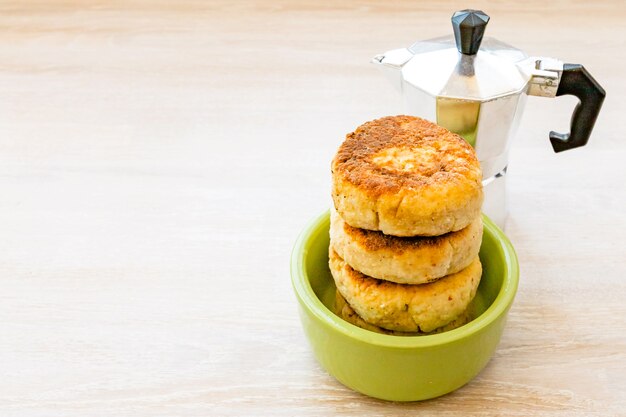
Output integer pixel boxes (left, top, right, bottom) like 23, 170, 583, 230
329, 248, 481, 333
330, 209, 482, 284
331, 115, 483, 236
334, 290, 472, 336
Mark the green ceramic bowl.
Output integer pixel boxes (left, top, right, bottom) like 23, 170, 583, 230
291, 210, 519, 402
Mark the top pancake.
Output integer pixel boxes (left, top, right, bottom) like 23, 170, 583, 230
332, 115, 483, 236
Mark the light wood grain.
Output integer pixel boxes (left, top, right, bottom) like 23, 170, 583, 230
0, 1, 624, 416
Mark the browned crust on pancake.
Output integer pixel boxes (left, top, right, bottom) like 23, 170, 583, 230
330, 210, 483, 284
343, 218, 452, 253
332, 115, 481, 197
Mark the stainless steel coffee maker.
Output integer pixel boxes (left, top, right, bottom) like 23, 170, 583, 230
372, 10, 605, 227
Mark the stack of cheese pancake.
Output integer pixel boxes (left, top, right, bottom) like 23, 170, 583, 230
329, 115, 484, 335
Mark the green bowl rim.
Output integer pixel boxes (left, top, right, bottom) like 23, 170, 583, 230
290, 210, 519, 348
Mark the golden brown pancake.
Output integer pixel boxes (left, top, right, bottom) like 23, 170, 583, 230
331, 115, 483, 236
330, 209, 482, 284
329, 248, 481, 333
334, 290, 473, 336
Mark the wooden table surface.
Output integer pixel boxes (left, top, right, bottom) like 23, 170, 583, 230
1, 1, 624, 415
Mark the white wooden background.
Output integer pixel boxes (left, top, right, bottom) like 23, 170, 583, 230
0, 1, 624, 415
